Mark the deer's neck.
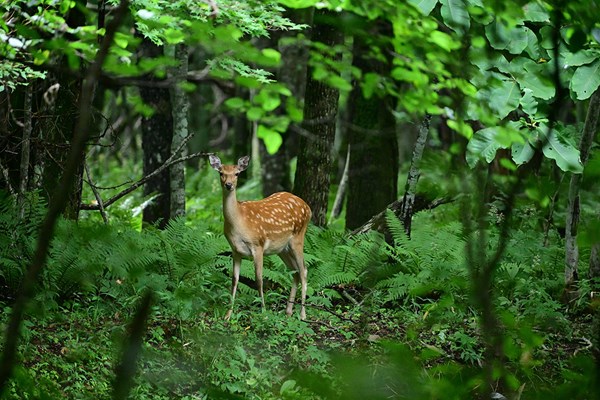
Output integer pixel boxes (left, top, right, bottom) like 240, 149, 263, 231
222, 189, 243, 229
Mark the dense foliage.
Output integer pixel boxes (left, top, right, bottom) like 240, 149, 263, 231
1, 154, 598, 398
1, 0, 600, 398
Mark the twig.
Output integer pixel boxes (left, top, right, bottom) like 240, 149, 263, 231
0, 161, 16, 196
84, 162, 109, 224
80, 135, 209, 211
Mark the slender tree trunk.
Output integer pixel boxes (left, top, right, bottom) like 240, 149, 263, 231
399, 114, 430, 237
329, 144, 350, 222
170, 44, 189, 219
565, 89, 600, 289
260, 8, 312, 197
345, 20, 398, 230
293, 9, 343, 226
18, 86, 33, 217
139, 38, 173, 229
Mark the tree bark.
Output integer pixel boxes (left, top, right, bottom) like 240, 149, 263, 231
18, 86, 33, 217
329, 144, 350, 222
169, 44, 189, 219
139, 38, 173, 229
260, 8, 312, 197
345, 20, 398, 231
565, 89, 600, 288
293, 9, 343, 226
398, 114, 430, 237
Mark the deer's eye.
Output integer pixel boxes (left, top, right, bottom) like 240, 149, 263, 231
235, 172, 240, 176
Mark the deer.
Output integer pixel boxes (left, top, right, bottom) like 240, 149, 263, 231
209, 154, 311, 320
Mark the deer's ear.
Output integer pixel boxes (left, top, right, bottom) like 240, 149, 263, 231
209, 154, 222, 171
237, 156, 250, 172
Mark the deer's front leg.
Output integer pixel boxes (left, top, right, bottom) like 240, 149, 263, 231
225, 252, 242, 320
252, 249, 266, 312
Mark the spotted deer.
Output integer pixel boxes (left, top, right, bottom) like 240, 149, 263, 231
209, 155, 311, 320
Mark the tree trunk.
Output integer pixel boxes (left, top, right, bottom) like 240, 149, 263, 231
18, 86, 33, 217
398, 114, 430, 237
565, 89, 600, 289
139, 38, 173, 229
345, 21, 398, 231
169, 44, 189, 219
260, 8, 312, 197
293, 9, 343, 226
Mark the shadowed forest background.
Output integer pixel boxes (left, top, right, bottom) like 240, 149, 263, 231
1, 0, 600, 398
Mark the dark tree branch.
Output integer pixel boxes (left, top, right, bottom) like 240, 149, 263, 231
80, 134, 209, 211
84, 162, 109, 224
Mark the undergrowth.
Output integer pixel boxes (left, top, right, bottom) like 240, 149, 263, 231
0, 165, 597, 399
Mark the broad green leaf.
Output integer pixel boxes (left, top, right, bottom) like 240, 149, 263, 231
327, 75, 353, 92
391, 67, 428, 86
466, 127, 504, 168
540, 128, 583, 173
440, 0, 470, 34
408, 0, 439, 15
113, 32, 129, 49
505, 26, 528, 55
257, 125, 283, 154
519, 88, 538, 115
563, 49, 600, 68
362, 73, 380, 99
485, 19, 510, 50
514, 59, 555, 100
447, 119, 473, 139
570, 59, 600, 100
512, 140, 535, 165
225, 97, 246, 109
275, 0, 318, 8
164, 28, 185, 45
489, 78, 520, 119
522, 2, 549, 22
261, 48, 281, 64
254, 89, 281, 111
246, 107, 263, 121
428, 30, 461, 52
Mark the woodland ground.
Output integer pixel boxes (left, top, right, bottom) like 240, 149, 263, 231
0, 162, 598, 399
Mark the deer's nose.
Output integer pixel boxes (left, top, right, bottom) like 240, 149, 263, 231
225, 182, 234, 191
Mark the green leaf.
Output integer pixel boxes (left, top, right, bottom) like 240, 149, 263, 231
326, 75, 352, 92
261, 48, 281, 64
466, 127, 504, 168
485, 19, 509, 50
512, 140, 535, 165
276, 0, 318, 8
255, 89, 281, 111
428, 30, 461, 52
246, 107, 263, 121
447, 119, 473, 139
488, 78, 520, 119
519, 88, 538, 115
362, 73, 380, 99
113, 32, 129, 49
257, 125, 283, 154
164, 28, 185, 45
514, 59, 555, 100
522, 2, 549, 22
440, 0, 470, 34
563, 49, 600, 68
225, 97, 246, 109
408, 0, 439, 15
570, 59, 600, 100
540, 128, 583, 173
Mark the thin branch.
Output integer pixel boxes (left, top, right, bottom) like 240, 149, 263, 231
80, 135, 209, 211
84, 162, 109, 224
